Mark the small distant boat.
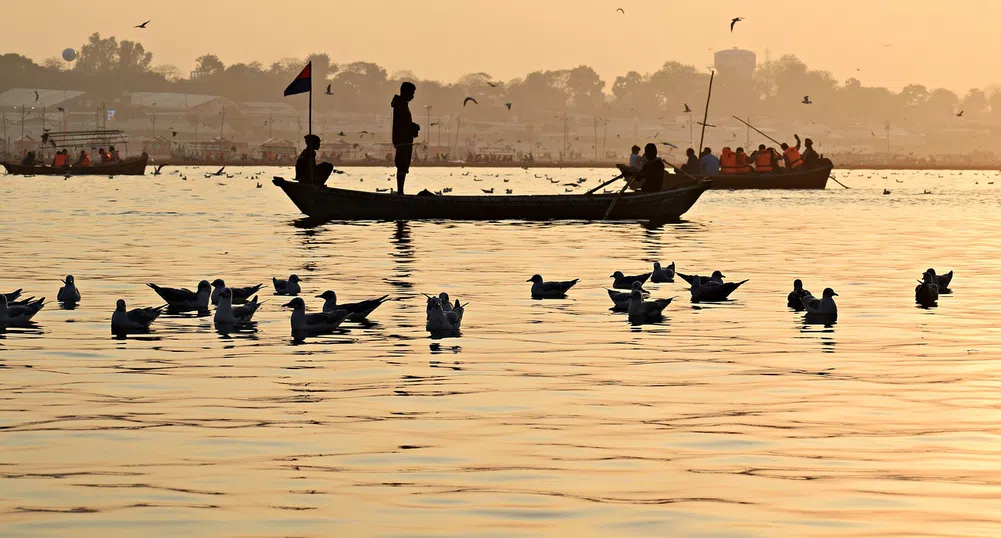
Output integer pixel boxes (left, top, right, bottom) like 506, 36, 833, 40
2, 153, 150, 176
665, 160, 834, 190
273, 177, 709, 223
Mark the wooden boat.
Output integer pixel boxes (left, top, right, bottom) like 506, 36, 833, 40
2, 153, 150, 176
664, 159, 834, 190
273, 177, 709, 223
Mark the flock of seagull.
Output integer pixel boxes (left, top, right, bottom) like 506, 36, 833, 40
0, 264, 954, 340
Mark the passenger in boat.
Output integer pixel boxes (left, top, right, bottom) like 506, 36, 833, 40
391, 81, 421, 195
628, 145, 643, 172
109, 145, 121, 162
98, 148, 109, 163
700, 147, 720, 175
682, 147, 700, 174
780, 135, 805, 170
802, 137, 820, 168
719, 147, 737, 174
20, 151, 36, 165
638, 143, 665, 192
52, 149, 68, 168
734, 147, 753, 173
750, 144, 775, 173
295, 134, 333, 186
75, 150, 91, 166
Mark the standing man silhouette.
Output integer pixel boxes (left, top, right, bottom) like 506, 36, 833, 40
391, 82, 420, 194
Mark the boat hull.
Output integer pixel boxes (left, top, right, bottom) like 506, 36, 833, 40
1, 154, 150, 176
666, 160, 833, 190
273, 177, 709, 223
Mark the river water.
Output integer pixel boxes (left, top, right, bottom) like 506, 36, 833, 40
2, 166, 1001, 537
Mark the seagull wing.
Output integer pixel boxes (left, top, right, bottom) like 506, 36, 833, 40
147, 283, 195, 303
463, 97, 478, 107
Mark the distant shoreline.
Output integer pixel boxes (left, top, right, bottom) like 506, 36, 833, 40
151, 159, 1001, 172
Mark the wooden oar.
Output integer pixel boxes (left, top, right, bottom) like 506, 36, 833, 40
585, 173, 623, 195
731, 115, 850, 189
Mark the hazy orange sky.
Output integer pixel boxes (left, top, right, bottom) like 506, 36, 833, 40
7, 0, 1001, 94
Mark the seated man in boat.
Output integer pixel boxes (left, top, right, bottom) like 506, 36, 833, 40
98, 148, 110, 163
295, 134, 334, 186
108, 145, 121, 162
52, 149, 69, 168
700, 147, 720, 175
74, 150, 91, 166
719, 147, 737, 174
636, 143, 665, 192
801, 137, 820, 168
734, 147, 753, 174
681, 147, 700, 174
628, 145, 643, 172
750, 144, 774, 174
20, 151, 36, 166
780, 135, 805, 171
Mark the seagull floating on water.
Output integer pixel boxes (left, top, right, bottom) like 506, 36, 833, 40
426, 296, 464, 337
273, 274, 302, 296
689, 273, 748, 302
0, 295, 44, 326
801, 288, 839, 320
915, 272, 939, 308
214, 288, 261, 324
211, 279, 263, 305
317, 290, 390, 321
111, 299, 164, 334
627, 288, 674, 324
57, 275, 81, 304
528, 274, 578, 299
283, 297, 348, 339
924, 268, 953, 293
611, 271, 651, 290
651, 262, 675, 283
147, 281, 211, 312
608, 281, 649, 312
787, 279, 811, 310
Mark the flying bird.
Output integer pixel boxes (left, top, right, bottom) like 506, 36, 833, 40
956, 110, 964, 117
463, 97, 478, 107
337, 131, 346, 136
34, 90, 39, 101
170, 130, 178, 137
802, 95, 812, 104
57, 106, 65, 112
683, 103, 692, 113
487, 81, 500, 88
504, 102, 512, 110
135, 20, 150, 28
617, 7, 625, 14
730, 17, 743, 32
659, 141, 677, 148
325, 84, 333, 95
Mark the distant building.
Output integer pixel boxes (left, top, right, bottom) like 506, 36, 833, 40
714, 48, 756, 84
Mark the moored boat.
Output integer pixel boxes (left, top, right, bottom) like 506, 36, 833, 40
665, 159, 834, 190
2, 153, 150, 176
273, 177, 709, 223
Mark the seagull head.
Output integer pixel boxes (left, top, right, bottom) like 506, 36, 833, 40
289, 274, 301, 283
198, 280, 211, 291
282, 297, 306, 310
211, 279, 226, 288
925, 268, 937, 277
653, 262, 662, 270
438, 292, 450, 304
793, 279, 804, 291
711, 270, 726, 279
527, 274, 544, 283
611, 271, 624, 279
823, 288, 838, 298
428, 297, 443, 312
219, 287, 232, 300
116, 299, 126, 312
923, 272, 936, 284
316, 290, 336, 301
630, 288, 643, 299
631, 281, 646, 293
63, 275, 74, 285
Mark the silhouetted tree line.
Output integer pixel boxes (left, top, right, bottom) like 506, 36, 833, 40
3, 33, 1000, 131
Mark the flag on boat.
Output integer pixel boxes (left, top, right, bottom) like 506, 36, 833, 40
284, 62, 311, 96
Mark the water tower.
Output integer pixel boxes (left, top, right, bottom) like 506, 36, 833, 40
714, 48, 756, 84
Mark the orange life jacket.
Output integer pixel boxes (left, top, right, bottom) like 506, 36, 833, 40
784, 147, 804, 169
720, 147, 738, 174
79, 153, 91, 166
53, 153, 67, 167
754, 151, 773, 172
735, 152, 752, 173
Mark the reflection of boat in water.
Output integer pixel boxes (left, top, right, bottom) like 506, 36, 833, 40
272, 177, 709, 223
2, 153, 149, 176
664, 160, 833, 190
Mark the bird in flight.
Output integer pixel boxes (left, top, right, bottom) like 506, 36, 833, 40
337, 131, 346, 137
504, 102, 513, 110
487, 81, 500, 88
683, 103, 692, 113
57, 106, 65, 112
171, 130, 178, 137
802, 95, 812, 105
136, 20, 150, 28
730, 17, 743, 32
956, 110, 964, 117
325, 84, 333, 95
617, 8, 625, 14
660, 141, 678, 148
463, 97, 478, 107
34, 90, 39, 101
